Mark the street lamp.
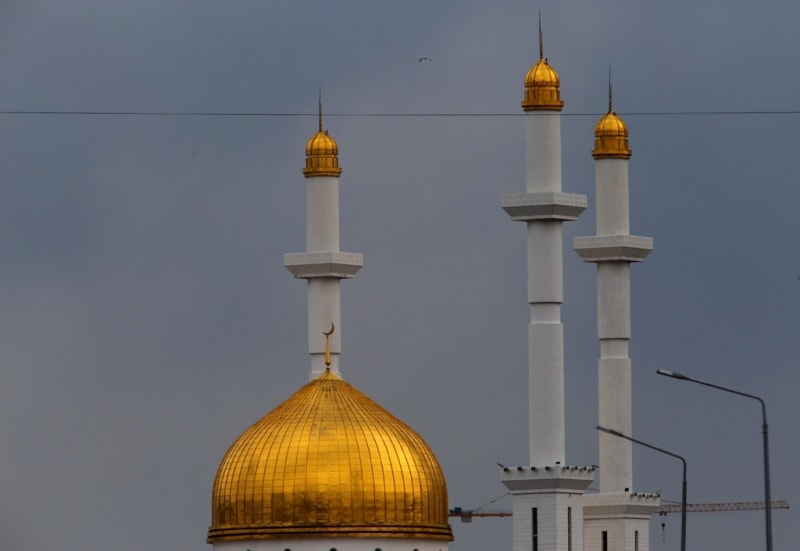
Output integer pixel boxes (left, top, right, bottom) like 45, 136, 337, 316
597, 425, 687, 551
656, 369, 773, 551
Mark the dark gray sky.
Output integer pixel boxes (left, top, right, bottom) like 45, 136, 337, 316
0, 2, 797, 550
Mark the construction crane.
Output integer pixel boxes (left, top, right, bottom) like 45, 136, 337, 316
449, 500, 790, 523
656, 500, 790, 516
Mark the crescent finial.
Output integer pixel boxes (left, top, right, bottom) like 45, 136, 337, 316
323, 323, 335, 369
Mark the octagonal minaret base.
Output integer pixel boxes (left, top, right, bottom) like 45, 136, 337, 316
583, 493, 660, 551
502, 466, 594, 551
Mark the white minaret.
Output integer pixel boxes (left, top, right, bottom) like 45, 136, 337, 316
574, 82, 659, 551
500, 24, 593, 551
208, 98, 453, 551
284, 97, 363, 378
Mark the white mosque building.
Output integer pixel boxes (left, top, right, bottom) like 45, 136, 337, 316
206, 29, 656, 551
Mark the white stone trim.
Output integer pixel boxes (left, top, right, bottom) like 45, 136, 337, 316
284, 251, 364, 278
573, 235, 653, 262
583, 492, 661, 519
502, 191, 587, 221
501, 465, 595, 492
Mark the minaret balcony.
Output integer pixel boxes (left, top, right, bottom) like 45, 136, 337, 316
502, 191, 587, 221
583, 491, 661, 519
501, 465, 595, 492
284, 251, 363, 278
573, 235, 653, 263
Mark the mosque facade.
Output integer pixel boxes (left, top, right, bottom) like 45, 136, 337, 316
207, 29, 655, 551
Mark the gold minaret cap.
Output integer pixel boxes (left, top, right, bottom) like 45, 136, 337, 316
303, 91, 342, 177
522, 15, 564, 112
208, 370, 453, 543
592, 72, 631, 159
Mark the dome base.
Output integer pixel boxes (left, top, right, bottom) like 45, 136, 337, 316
212, 536, 450, 551
208, 522, 453, 542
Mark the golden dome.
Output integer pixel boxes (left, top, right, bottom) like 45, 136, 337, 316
208, 370, 453, 543
303, 129, 341, 177
592, 110, 631, 159
522, 57, 563, 111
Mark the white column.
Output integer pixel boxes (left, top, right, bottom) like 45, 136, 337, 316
285, 171, 362, 378
522, 113, 570, 465
525, 116, 566, 465
574, 120, 658, 551
502, 108, 591, 551
306, 176, 340, 251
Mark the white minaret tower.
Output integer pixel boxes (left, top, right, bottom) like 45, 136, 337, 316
500, 22, 594, 551
209, 97, 453, 551
284, 96, 363, 378
574, 81, 659, 551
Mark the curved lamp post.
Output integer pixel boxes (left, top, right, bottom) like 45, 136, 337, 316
597, 425, 686, 551
656, 369, 772, 551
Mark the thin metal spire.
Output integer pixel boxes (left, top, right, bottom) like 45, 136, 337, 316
538, 11, 544, 59
608, 66, 613, 112
318, 86, 323, 131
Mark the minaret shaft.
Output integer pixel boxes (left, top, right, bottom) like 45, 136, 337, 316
307, 279, 341, 375
594, 160, 634, 493
525, 114, 562, 193
285, 122, 362, 379
502, 88, 591, 551
574, 107, 658, 551
307, 177, 340, 251
525, 114, 566, 464
306, 177, 342, 376
595, 160, 630, 236
528, 223, 563, 302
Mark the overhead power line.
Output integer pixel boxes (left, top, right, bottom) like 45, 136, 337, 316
1, 109, 800, 118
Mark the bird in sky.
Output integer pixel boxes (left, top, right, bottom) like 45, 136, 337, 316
418, 56, 432, 63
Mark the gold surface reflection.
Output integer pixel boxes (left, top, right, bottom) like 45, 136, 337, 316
208, 370, 452, 542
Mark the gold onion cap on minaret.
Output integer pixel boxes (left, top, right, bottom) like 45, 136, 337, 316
303, 94, 342, 177
303, 130, 341, 177
592, 111, 631, 158
522, 17, 563, 111
522, 58, 563, 111
592, 76, 631, 159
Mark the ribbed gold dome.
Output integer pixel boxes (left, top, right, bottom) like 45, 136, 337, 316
592, 110, 631, 159
522, 58, 564, 111
302, 129, 342, 177
208, 370, 452, 543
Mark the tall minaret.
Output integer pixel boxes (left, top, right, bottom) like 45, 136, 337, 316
209, 98, 452, 551
500, 21, 593, 551
285, 96, 363, 378
574, 81, 659, 551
